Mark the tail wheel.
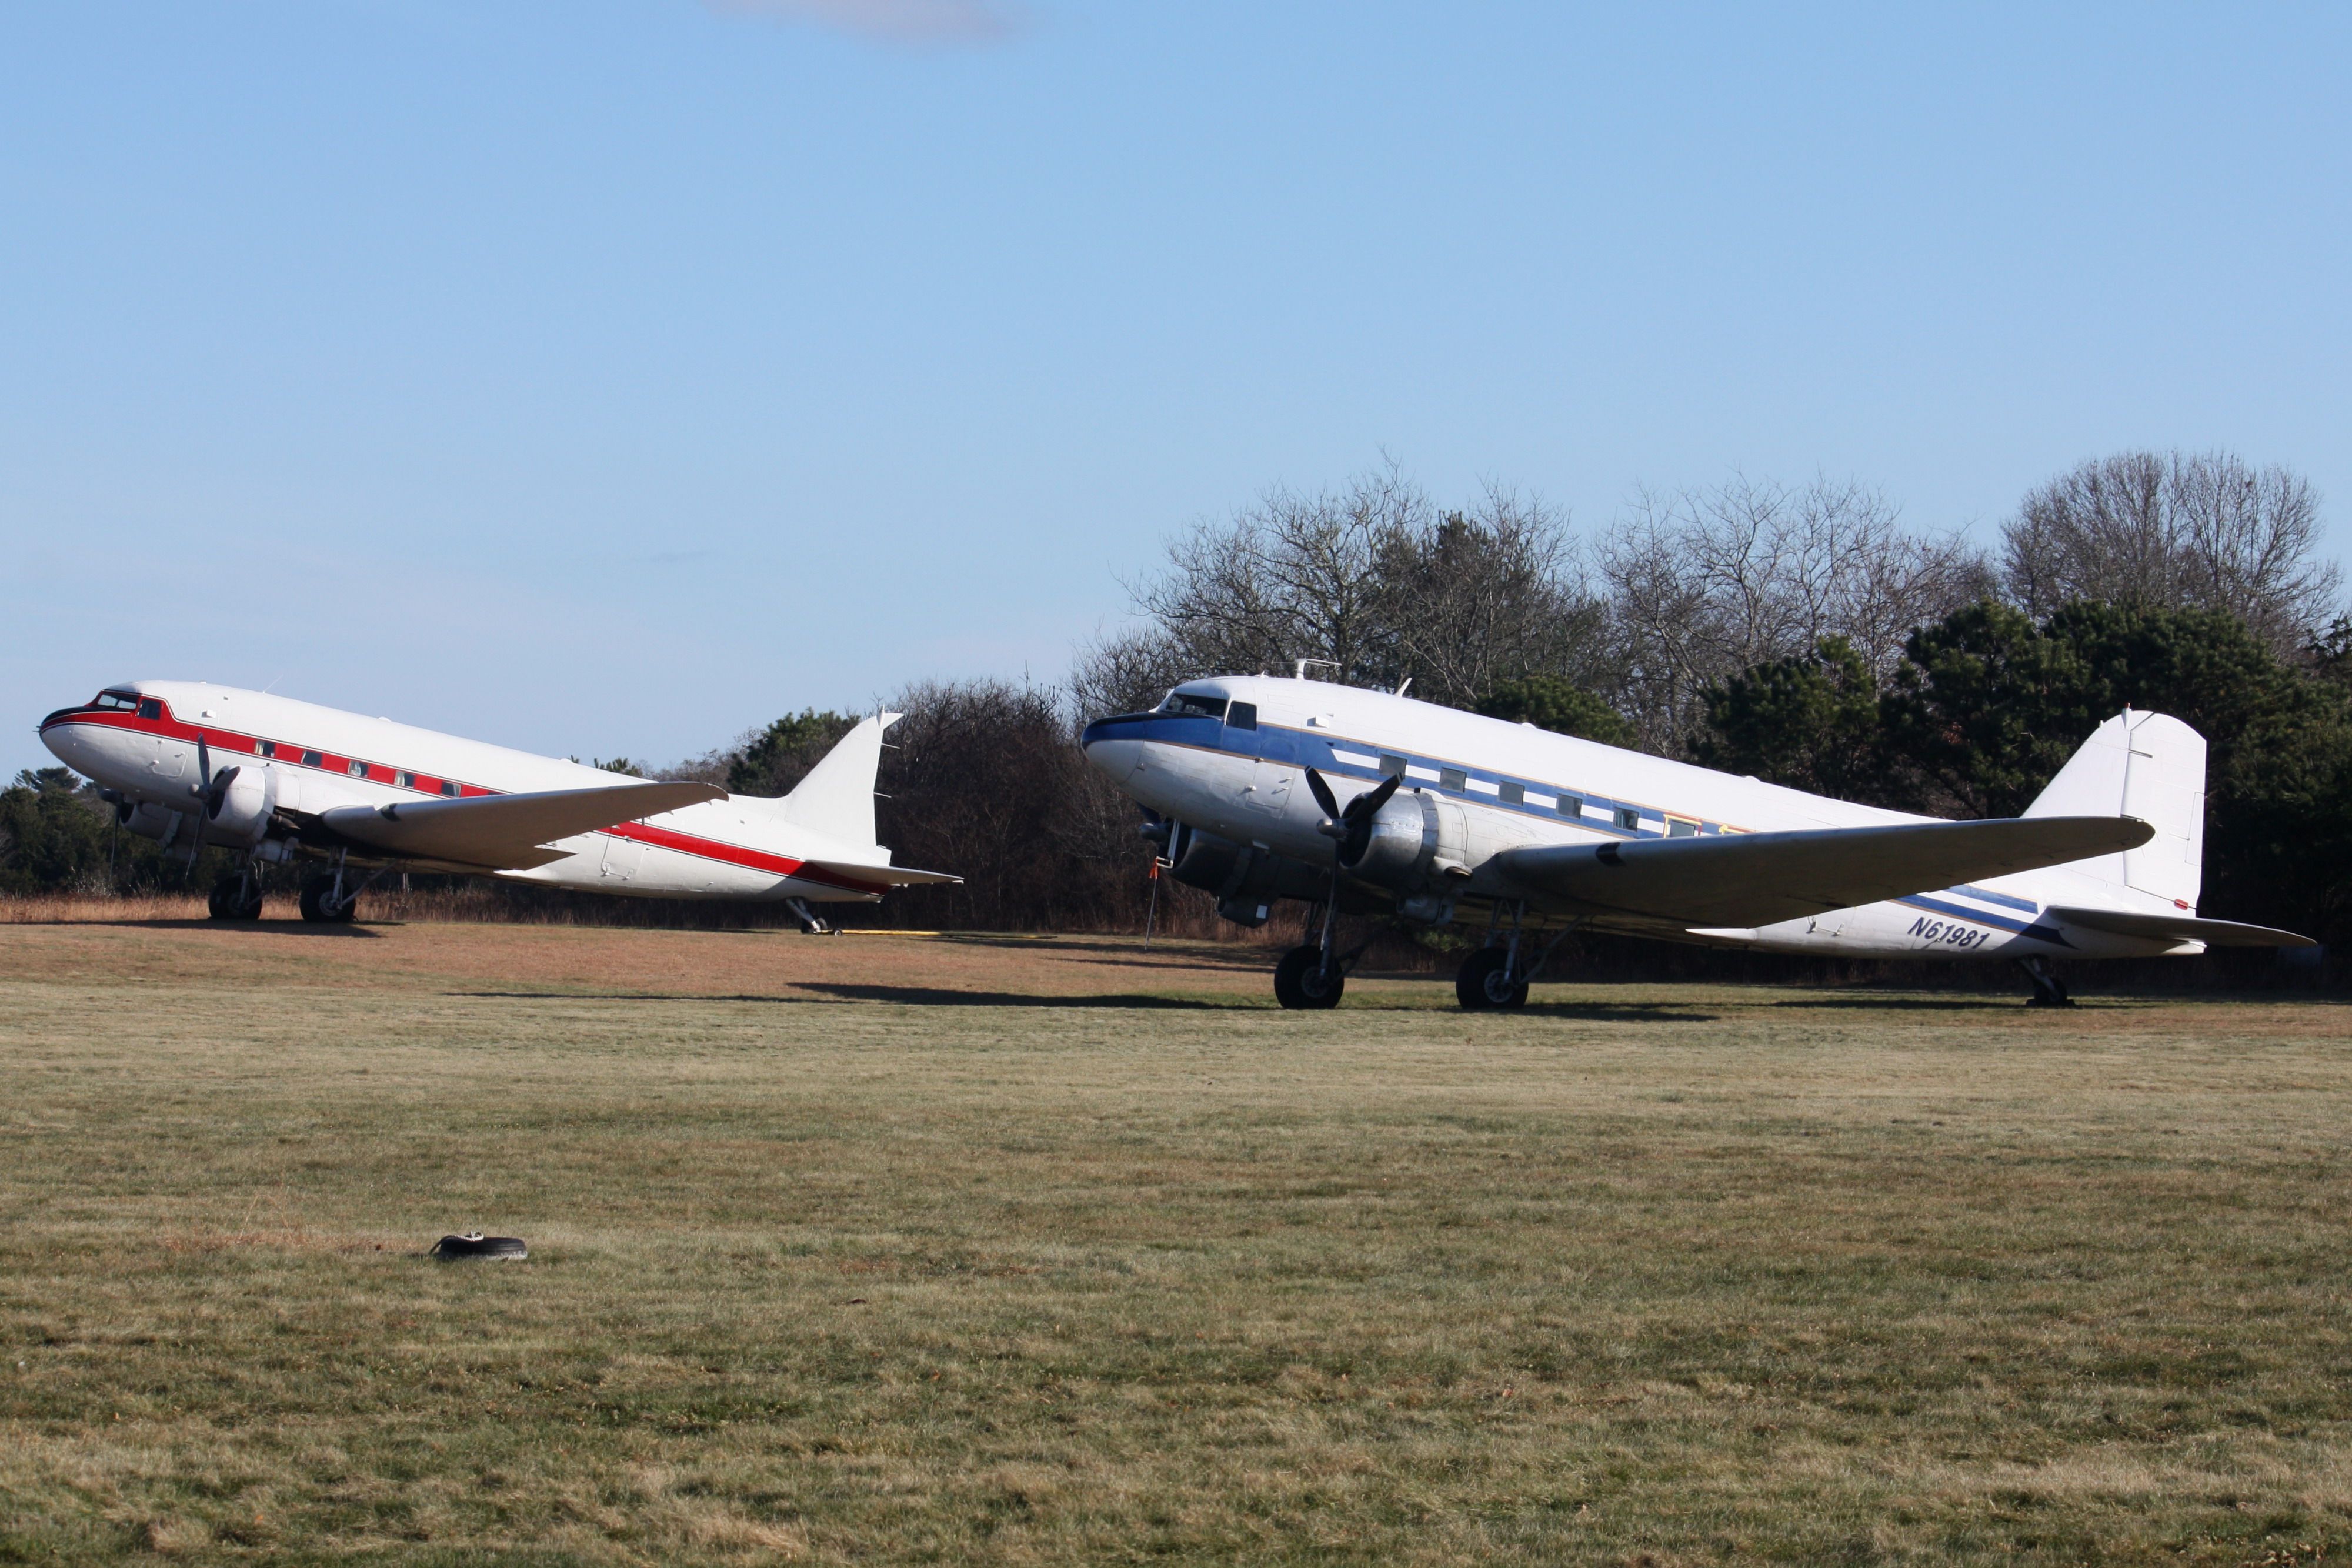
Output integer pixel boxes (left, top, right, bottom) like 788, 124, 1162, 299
1454, 946, 1529, 1011
299, 874, 356, 924
1273, 945, 1345, 1010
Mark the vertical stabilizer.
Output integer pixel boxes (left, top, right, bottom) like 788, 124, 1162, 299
2023, 710, 2206, 908
774, 713, 899, 852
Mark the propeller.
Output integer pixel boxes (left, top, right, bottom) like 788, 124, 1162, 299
192, 732, 240, 820
1304, 766, 1402, 867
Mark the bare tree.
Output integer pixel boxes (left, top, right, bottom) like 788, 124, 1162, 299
1594, 474, 1989, 750
1126, 466, 1417, 690
1372, 486, 1613, 709
2003, 451, 2340, 653
1080, 463, 1609, 718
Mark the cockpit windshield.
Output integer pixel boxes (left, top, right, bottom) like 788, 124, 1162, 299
91, 690, 141, 712
1158, 691, 1229, 720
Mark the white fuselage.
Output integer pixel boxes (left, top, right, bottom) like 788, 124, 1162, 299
39, 680, 895, 902
1082, 676, 2200, 960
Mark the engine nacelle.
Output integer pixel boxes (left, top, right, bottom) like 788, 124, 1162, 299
1162, 820, 1327, 927
202, 765, 278, 848
1340, 789, 1469, 892
119, 800, 181, 842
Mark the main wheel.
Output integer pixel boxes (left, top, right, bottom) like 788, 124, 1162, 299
209, 874, 263, 921
1454, 946, 1529, 1010
1273, 945, 1345, 1010
299, 874, 355, 924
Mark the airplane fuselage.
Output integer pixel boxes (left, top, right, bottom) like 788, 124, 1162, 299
1082, 676, 2203, 962
40, 680, 900, 902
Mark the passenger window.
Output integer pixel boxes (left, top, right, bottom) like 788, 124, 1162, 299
258, 741, 276, 759
301, 750, 322, 767
1617, 808, 1640, 831
1439, 767, 1467, 792
1226, 702, 1257, 731
348, 760, 369, 778
1668, 818, 1698, 838
1499, 782, 1524, 805
395, 770, 415, 788
1557, 794, 1582, 818
441, 780, 461, 797
1379, 754, 1406, 778
138, 699, 162, 719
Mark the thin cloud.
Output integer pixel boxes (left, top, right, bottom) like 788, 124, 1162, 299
706, 0, 1026, 45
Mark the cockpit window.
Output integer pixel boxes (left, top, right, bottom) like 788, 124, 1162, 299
137, 699, 162, 720
1160, 692, 1229, 720
1226, 701, 1258, 730
92, 690, 141, 712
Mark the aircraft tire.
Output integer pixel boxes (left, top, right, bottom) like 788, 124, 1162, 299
1273, 945, 1345, 1010
1454, 947, 1529, 1011
209, 875, 263, 922
299, 874, 356, 925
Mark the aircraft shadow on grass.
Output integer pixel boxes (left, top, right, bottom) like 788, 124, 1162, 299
451, 985, 1242, 1010
58, 918, 385, 939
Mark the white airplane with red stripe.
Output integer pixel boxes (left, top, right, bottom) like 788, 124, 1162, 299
38, 680, 956, 923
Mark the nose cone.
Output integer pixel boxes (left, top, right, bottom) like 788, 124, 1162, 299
38, 711, 96, 776
1080, 711, 1167, 780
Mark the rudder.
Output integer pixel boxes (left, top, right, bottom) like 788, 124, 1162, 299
2023, 710, 2205, 908
748, 712, 899, 852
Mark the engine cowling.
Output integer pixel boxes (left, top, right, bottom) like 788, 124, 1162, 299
203, 765, 278, 848
1337, 789, 1472, 893
1160, 820, 1327, 927
119, 800, 179, 841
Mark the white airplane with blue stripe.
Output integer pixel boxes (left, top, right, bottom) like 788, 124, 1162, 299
1080, 675, 2313, 1009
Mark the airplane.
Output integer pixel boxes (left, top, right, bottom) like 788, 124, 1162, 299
37, 680, 956, 925
1080, 674, 2314, 1009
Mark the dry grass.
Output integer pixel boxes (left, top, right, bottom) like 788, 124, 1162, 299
1, 918, 2348, 1563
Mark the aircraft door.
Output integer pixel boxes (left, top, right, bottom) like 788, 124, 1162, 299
1245, 757, 1293, 816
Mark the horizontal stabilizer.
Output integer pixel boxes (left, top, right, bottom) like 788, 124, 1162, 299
2048, 905, 2316, 948
797, 858, 962, 893
1487, 815, 2154, 929
321, 780, 725, 872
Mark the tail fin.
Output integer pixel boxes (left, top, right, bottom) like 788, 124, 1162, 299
2023, 710, 2206, 908
760, 712, 898, 850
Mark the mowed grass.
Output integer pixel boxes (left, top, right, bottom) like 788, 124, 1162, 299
1, 920, 2348, 1564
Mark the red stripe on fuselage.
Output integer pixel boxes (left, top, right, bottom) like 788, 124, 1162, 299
41, 703, 883, 893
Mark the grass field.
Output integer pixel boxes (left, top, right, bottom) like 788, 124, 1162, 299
2, 917, 2348, 1564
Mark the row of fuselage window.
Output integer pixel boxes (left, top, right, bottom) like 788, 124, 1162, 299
1360, 751, 1703, 838
1167, 695, 1709, 837
252, 740, 465, 796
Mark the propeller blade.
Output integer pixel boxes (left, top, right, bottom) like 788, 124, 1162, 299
205, 766, 239, 818
1352, 772, 1402, 818
194, 732, 212, 795
1303, 767, 1341, 820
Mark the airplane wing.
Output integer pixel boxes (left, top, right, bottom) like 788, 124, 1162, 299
319, 780, 726, 872
1484, 815, 2154, 929
2047, 905, 2316, 948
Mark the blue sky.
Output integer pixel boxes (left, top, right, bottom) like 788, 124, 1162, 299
4, 2, 2346, 776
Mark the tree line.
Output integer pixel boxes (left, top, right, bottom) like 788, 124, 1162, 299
6, 448, 2346, 948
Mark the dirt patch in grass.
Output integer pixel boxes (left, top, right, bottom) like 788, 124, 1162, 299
1, 921, 2348, 1562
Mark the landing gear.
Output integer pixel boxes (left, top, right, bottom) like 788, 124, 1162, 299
1274, 944, 1346, 1009
1455, 945, 1530, 1010
299, 871, 357, 924
2018, 956, 2073, 1008
783, 896, 832, 935
206, 869, 263, 921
